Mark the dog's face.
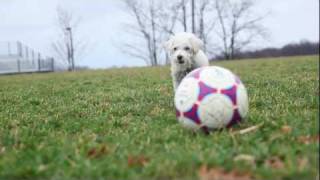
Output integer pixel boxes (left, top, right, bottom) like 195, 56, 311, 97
164, 33, 203, 70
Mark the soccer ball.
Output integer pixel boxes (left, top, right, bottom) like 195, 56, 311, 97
174, 66, 248, 132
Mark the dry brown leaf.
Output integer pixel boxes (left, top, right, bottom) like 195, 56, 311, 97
0, 146, 5, 155
297, 157, 309, 171
234, 154, 256, 167
127, 155, 149, 167
238, 123, 264, 135
281, 125, 292, 134
87, 148, 96, 157
159, 86, 170, 96
87, 144, 108, 159
297, 135, 319, 144
198, 165, 253, 180
264, 157, 285, 169
149, 106, 163, 116
37, 164, 47, 172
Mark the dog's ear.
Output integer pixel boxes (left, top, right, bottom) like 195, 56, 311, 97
189, 35, 204, 54
163, 39, 173, 51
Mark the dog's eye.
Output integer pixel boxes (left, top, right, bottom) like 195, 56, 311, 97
173, 47, 178, 51
184, 47, 190, 51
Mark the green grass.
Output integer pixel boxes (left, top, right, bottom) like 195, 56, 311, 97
0, 55, 318, 180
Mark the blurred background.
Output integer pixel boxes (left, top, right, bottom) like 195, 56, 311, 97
0, 0, 319, 74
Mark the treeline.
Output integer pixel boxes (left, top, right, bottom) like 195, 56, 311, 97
121, 0, 269, 65
214, 40, 319, 60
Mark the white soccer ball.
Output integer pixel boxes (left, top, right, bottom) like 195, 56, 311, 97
174, 66, 249, 133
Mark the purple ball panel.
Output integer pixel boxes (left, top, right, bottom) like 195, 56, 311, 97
221, 85, 237, 105
226, 109, 242, 128
176, 109, 181, 118
183, 104, 201, 125
198, 81, 217, 101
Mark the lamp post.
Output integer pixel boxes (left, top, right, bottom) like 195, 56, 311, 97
66, 27, 75, 71
191, 0, 195, 34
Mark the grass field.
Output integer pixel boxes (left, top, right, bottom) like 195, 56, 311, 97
0, 55, 318, 180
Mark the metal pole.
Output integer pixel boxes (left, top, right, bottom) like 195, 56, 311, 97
17, 58, 21, 73
70, 29, 75, 71
51, 58, 54, 72
182, 0, 187, 32
7, 42, 11, 56
25, 46, 28, 60
17, 41, 22, 57
191, 0, 195, 34
32, 50, 35, 64
38, 53, 41, 72
66, 42, 71, 71
66, 27, 75, 71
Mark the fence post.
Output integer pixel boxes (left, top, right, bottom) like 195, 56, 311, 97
17, 41, 22, 57
32, 50, 35, 65
7, 42, 11, 56
51, 58, 54, 72
25, 46, 28, 60
38, 53, 41, 72
17, 58, 21, 73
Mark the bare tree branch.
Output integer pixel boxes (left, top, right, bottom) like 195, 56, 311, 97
120, 0, 181, 66
52, 6, 89, 71
214, 0, 269, 59
119, 0, 268, 63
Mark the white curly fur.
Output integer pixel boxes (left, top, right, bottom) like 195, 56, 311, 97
164, 32, 209, 91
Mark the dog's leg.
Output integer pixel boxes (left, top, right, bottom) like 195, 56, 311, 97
172, 75, 179, 91
172, 71, 187, 91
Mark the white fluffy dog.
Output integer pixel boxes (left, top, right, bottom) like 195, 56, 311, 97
164, 32, 209, 90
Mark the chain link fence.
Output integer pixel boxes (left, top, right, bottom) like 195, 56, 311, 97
0, 41, 54, 74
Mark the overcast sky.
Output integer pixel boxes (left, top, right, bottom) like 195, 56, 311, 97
0, 0, 319, 68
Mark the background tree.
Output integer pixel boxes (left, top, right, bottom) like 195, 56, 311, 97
176, 0, 217, 54
181, 0, 188, 32
121, 0, 182, 66
214, 40, 319, 60
51, 7, 88, 71
191, 0, 195, 33
196, 0, 216, 54
121, 0, 157, 66
214, 0, 268, 60
120, 0, 269, 65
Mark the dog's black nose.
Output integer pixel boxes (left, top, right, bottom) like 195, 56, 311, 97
178, 59, 184, 64
177, 55, 184, 64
